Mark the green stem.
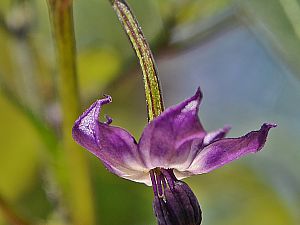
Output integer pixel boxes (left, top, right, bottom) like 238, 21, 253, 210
110, 0, 164, 121
46, 1, 96, 225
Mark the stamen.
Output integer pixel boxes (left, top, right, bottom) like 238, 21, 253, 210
150, 170, 158, 197
104, 115, 113, 124
150, 169, 168, 198
160, 169, 175, 190
151, 168, 202, 225
153, 196, 173, 225
166, 169, 178, 181
174, 182, 195, 224
164, 188, 186, 225
179, 182, 202, 225
156, 172, 164, 198
160, 173, 167, 190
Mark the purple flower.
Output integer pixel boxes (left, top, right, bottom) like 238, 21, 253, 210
72, 88, 276, 225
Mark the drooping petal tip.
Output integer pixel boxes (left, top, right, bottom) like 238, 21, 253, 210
254, 122, 277, 152
72, 95, 112, 151
262, 122, 277, 129
187, 122, 277, 174
102, 94, 113, 104
72, 95, 149, 184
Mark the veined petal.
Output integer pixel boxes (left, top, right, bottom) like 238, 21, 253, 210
186, 123, 277, 174
138, 88, 206, 169
72, 96, 148, 183
173, 126, 231, 173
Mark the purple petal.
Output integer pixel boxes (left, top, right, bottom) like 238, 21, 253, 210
187, 123, 277, 174
203, 126, 231, 147
72, 96, 149, 183
138, 88, 207, 169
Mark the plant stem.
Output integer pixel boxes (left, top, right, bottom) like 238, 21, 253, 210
46, 1, 95, 224
110, 0, 164, 121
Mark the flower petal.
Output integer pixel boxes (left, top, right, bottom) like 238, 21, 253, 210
138, 88, 207, 169
72, 96, 148, 183
203, 126, 231, 147
186, 123, 277, 174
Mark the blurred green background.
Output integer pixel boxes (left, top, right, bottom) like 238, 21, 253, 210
0, 0, 300, 225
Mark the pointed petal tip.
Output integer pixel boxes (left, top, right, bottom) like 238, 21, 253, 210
183, 87, 203, 111
262, 123, 277, 129
194, 87, 203, 100
138, 87, 206, 170
187, 122, 277, 174
100, 94, 112, 105
182, 87, 203, 111
72, 94, 113, 143
223, 125, 232, 132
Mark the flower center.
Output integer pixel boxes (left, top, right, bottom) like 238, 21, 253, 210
150, 168, 177, 198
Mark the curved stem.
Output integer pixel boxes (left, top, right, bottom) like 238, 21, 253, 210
110, 0, 164, 121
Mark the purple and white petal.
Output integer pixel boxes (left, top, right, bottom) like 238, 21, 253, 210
138, 88, 207, 169
174, 126, 231, 171
186, 123, 276, 174
203, 126, 231, 147
72, 96, 148, 183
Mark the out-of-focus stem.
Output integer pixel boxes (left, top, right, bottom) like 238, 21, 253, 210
46, 1, 95, 225
109, 0, 164, 121
0, 195, 32, 225
279, 0, 300, 39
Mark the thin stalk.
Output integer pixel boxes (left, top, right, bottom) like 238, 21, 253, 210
109, 0, 164, 121
46, 1, 95, 225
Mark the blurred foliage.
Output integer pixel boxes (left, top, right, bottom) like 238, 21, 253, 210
189, 165, 294, 225
0, 94, 40, 201
241, 0, 300, 78
0, 0, 299, 225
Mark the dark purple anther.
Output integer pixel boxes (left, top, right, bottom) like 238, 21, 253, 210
151, 169, 202, 225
